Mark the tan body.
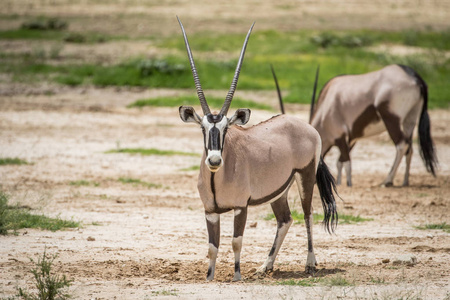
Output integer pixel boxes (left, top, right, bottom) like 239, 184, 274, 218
198, 115, 321, 212
311, 64, 437, 186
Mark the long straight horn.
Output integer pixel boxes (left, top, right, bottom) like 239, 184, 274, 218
270, 64, 284, 114
220, 22, 255, 116
309, 64, 320, 123
177, 16, 210, 115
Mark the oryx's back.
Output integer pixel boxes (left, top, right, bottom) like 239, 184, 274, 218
246, 114, 321, 169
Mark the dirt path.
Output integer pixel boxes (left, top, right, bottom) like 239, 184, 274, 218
0, 86, 449, 299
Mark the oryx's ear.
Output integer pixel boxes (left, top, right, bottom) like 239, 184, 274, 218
229, 108, 251, 126
179, 106, 202, 124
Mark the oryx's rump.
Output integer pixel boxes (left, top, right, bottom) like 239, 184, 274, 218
313, 65, 421, 148
311, 64, 437, 186
198, 114, 322, 213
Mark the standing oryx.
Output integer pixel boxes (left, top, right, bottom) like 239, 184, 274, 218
177, 17, 338, 282
310, 65, 438, 187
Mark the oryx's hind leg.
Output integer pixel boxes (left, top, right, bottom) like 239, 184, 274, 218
296, 160, 318, 274
205, 212, 220, 281
402, 104, 421, 186
232, 207, 248, 281
379, 103, 417, 187
335, 136, 352, 186
403, 142, 413, 186
256, 194, 292, 274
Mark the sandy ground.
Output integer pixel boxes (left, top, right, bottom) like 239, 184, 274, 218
0, 86, 449, 299
0, 0, 450, 299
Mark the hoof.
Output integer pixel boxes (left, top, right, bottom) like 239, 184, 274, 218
232, 274, 241, 282
255, 265, 272, 275
381, 182, 393, 188
305, 265, 317, 275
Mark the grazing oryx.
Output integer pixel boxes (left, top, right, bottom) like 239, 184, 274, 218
177, 17, 338, 282
309, 65, 438, 187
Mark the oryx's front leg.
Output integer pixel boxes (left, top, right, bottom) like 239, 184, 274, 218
335, 137, 352, 187
205, 212, 220, 281
232, 207, 247, 281
336, 160, 343, 185
257, 194, 292, 274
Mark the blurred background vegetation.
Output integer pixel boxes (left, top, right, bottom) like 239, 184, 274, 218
0, 1, 449, 109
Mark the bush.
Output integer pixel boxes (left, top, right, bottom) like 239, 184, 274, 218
63, 33, 86, 43
138, 59, 186, 77
310, 32, 372, 48
18, 249, 72, 300
21, 18, 68, 31
0, 191, 9, 235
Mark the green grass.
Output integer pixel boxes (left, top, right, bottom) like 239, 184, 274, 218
264, 210, 372, 224
415, 222, 450, 233
106, 147, 199, 157
0, 157, 29, 166
127, 95, 273, 111
150, 289, 178, 296
118, 177, 162, 189
0, 191, 80, 235
324, 274, 353, 286
69, 180, 99, 187
277, 275, 351, 287
179, 165, 200, 172
0, 28, 449, 108
277, 277, 323, 286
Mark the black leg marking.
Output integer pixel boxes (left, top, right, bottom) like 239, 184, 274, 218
256, 194, 292, 274
232, 207, 247, 281
205, 213, 220, 281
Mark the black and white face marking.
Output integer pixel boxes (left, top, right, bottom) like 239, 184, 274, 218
202, 114, 229, 172
179, 105, 251, 173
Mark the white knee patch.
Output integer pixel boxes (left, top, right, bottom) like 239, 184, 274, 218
208, 243, 218, 258
206, 213, 219, 223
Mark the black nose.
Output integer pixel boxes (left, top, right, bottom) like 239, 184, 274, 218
208, 158, 221, 166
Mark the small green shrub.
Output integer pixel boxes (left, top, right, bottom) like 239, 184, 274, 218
18, 249, 72, 300
415, 222, 450, 233
21, 18, 68, 31
63, 33, 86, 43
324, 274, 352, 286
138, 59, 186, 77
0, 157, 29, 166
310, 32, 372, 48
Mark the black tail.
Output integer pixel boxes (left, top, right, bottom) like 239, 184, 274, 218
270, 64, 284, 114
309, 65, 320, 123
397, 64, 438, 176
316, 156, 338, 233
